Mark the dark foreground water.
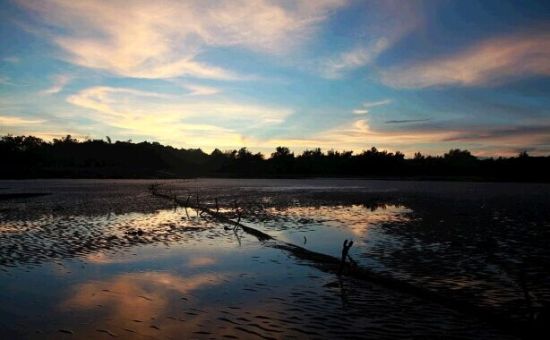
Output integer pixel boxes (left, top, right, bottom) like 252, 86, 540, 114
1, 179, 549, 339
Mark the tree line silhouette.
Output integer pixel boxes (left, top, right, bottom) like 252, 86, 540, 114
2, 135, 549, 181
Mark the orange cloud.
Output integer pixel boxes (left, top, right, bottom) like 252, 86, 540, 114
65, 86, 291, 148
258, 116, 550, 157
322, 38, 390, 78
261, 119, 455, 155
19, 0, 346, 79
0, 115, 45, 125
39, 74, 72, 95
180, 83, 221, 96
381, 32, 550, 88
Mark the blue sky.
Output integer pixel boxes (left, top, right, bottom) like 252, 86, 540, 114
1, 0, 549, 156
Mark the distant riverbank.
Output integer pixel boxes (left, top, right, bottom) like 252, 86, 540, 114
3, 135, 550, 182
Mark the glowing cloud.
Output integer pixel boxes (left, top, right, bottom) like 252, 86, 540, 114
363, 99, 391, 108
4, 1, 549, 157
271, 119, 549, 157
381, 32, 550, 88
351, 99, 391, 115
0, 115, 44, 125
40, 74, 72, 95
260, 118, 455, 155
18, 0, 346, 79
181, 84, 221, 96
66, 86, 292, 148
322, 39, 389, 79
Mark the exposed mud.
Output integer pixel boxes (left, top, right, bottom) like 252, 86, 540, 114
1, 179, 549, 338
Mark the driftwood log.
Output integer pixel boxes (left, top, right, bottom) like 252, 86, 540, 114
150, 184, 545, 338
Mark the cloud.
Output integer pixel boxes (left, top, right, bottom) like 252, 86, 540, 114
385, 118, 431, 124
259, 117, 550, 157
181, 83, 220, 96
261, 118, 454, 155
3, 56, 19, 63
381, 32, 550, 88
66, 86, 292, 148
439, 124, 550, 156
319, 119, 451, 146
319, 0, 423, 78
66, 87, 171, 117
322, 39, 389, 79
40, 74, 71, 95
0, 75, 30, 87
0, 115, 45, 125
363, 99, 391, 108
442, 125, 550, 145
0, 76, 14, 86
66, 86, 290, 124
18, 0, 346, 79
351, 98, 391, 115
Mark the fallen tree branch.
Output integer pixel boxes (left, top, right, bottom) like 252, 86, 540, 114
149, 185, 543, 338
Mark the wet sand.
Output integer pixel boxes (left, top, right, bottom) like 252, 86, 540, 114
1, 179, 549, 338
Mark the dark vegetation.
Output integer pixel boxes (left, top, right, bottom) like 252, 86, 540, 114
2, 134, 549, 181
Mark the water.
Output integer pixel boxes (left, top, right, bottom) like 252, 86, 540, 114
1, 178, 549, 338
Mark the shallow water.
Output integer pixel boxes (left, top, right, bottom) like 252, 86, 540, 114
1, 178, 549, 338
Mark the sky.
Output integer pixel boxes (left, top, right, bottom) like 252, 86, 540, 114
0, 0, 549, 157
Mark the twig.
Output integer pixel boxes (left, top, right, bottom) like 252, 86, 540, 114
338, 240, 354, 276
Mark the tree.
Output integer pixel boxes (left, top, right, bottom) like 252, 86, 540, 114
271, 146, 293, 159
414, 152, 425, 160
53, 134, 78, 145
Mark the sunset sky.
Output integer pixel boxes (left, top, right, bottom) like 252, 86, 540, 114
1, 0, 549, 156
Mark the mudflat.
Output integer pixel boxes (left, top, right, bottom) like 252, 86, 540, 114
1, 179, 548, 339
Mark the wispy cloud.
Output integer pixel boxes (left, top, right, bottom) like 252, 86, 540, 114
260, 117, 550, 157
0, 76, 9, 85
40, 74, 71, 95
66, 86, 292, 148
0, 115, 44, 125
259, 118, 453, 155
18, 0, 346, 79
385, 118, 431, 124
181, 84, 220, 96
3, 56, 19, 63
317, 119, 452, 148
381, 32, 550, 88
442, 125, 550, 145
321, 39, 389, 79
0, 75, 31, 87
66, 87, 171, 117
319, 0, 423, 78
363, 99, 391, 108
352, 98, 391, 115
